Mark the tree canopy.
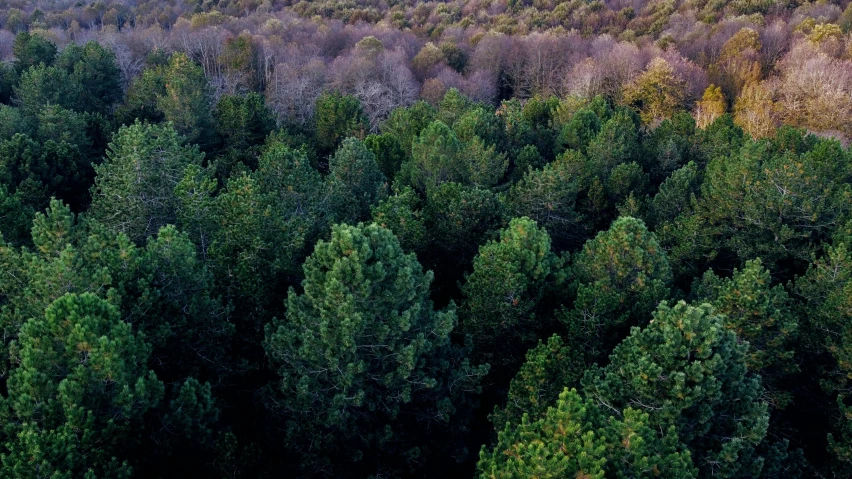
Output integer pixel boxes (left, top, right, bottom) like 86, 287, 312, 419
0, 17, 851, 478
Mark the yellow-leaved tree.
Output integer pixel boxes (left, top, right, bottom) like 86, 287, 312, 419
622, 57, 687, 125
734, 80, 777, 138
694, 84, 727, 129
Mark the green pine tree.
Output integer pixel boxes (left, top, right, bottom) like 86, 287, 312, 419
561, 216, 672, 360
692, 259, 798, 408
584, 301, 769, 478
314, 91, 368, 158
264, 223, 487, 476
326, 137, 388, 225
478, 388, 696, 479
504, 151, 587, 251
490, 334, 584, 430
90, 121, 204, 244
1, 293, 164, 478
461, 217, 565, 374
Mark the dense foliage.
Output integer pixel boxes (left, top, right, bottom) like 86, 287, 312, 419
1, 2, 852, 478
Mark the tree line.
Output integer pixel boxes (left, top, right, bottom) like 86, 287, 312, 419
3, 1, 852, 143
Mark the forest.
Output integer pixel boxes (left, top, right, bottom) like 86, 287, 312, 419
2, 0, 852, 478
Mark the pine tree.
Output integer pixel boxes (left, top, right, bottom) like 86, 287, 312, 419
90, 121, 204, 244
642, 112, 696, 184
463, 135, 509, 189
795, 236, 852, 474
264, 223, 487, 476
114, 53, 215, 149
556, 108, 601, 156
478, 388, 696, 479
208, 143, 326, 335
562, 216, 672, 360
452, 106, 505, 147
461, 217, 565, 373
504, 151, 586, 251
693, 259, 798, 408
649, 161, 700, 228
422, 181, 505, 268
55, 41, 122, 115
371, 186, 428, 253
399, 120, 465, 193
0, 183, 33, 245
157, 53, 216, 149
212, 92, 276, 177
11, 32, 56, 74
586, 109, 641, 176
699, 135, 852, 271
379, 100, 436, 158
490, 335, 584, 430
134, 226, 233, 382
0, 201, 135, 381
314, 91, 369, 158
365, 132, 406, 181
437, 87, 473, 126
0, 204, 230, 476
510, 144, 546, 182
327, 137, 387, 225
584, 301, 769, 478
1, 293, 164, 478
13, 63, 83, 114
0, 64, 15, 105
0, 132, 90, 211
